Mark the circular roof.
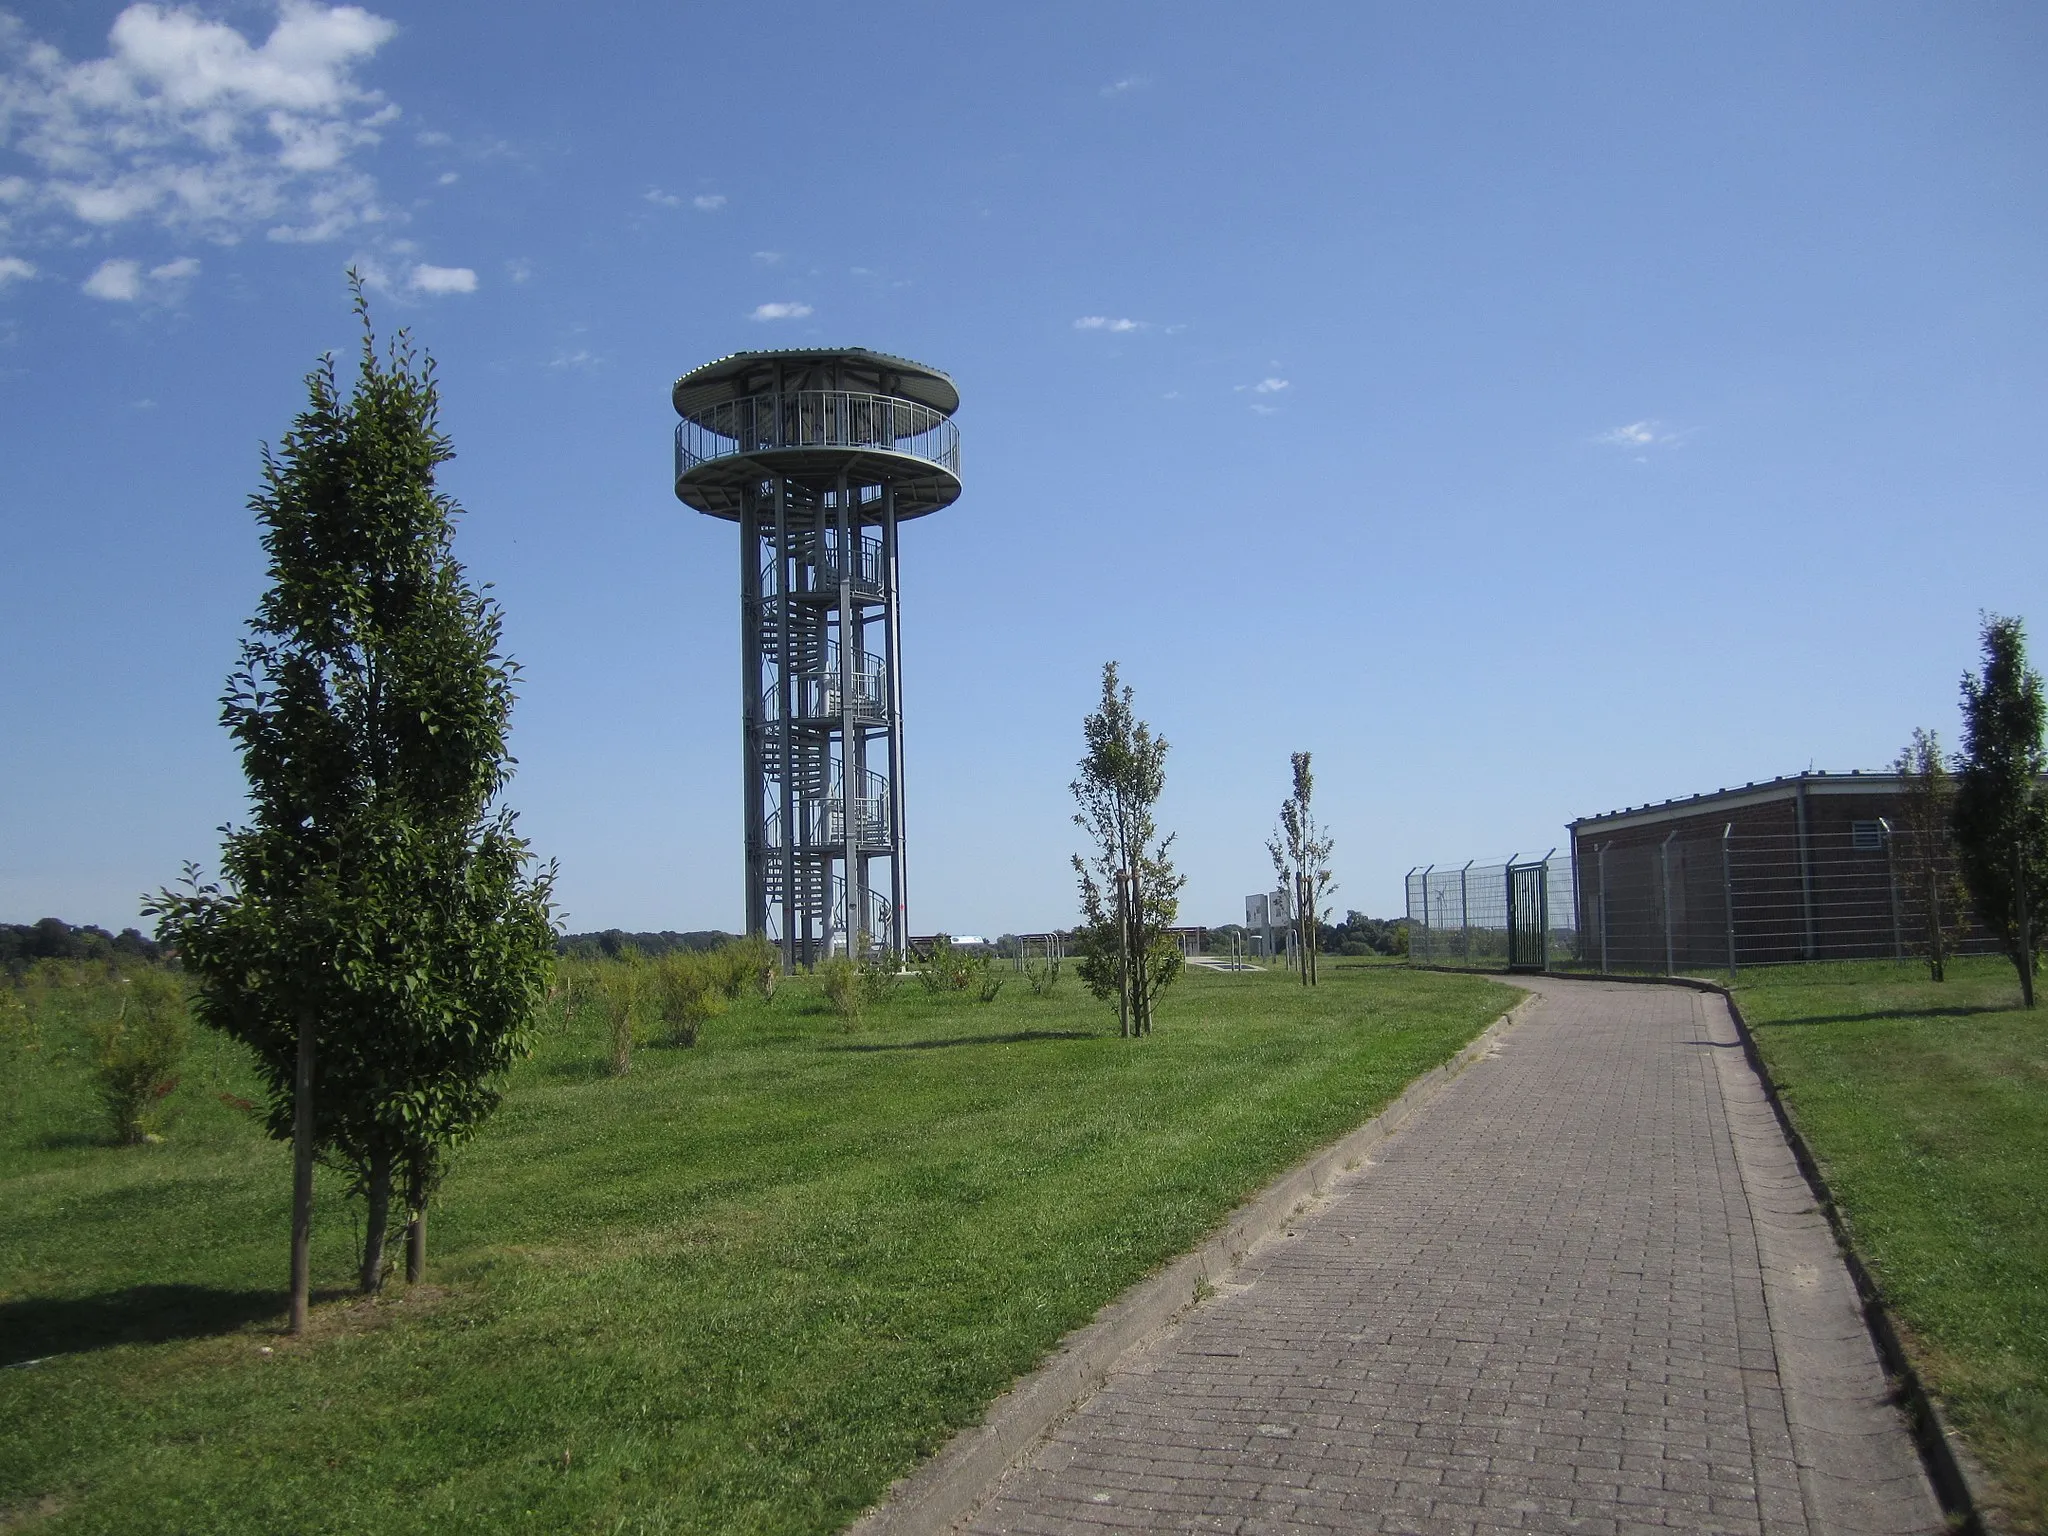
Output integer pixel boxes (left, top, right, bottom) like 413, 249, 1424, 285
672, 347, 958, 422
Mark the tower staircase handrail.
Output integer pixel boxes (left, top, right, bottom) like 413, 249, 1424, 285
677, 389, 960, 480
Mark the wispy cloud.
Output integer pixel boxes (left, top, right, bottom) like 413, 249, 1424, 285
548, 347, 599, 370
1252, 377, 1288, 394
435, 171, 457, 186
0, 256, 36, 286
407, 262, 475, 295
81, 253, 196, 301
1100, 75, 1147, 97
1596, 419, 1685, 451
0, 2, 402, 247
752, 249, 782, 265
1074, 315, 1141, 333
1250, 403, 1279, 416
693, 193, 726, 211
643, 187, 680, 208
749, 300, 811, 321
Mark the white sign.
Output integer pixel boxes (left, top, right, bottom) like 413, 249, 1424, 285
1270, 886, 1292, 925
1245, 894, 1268, 930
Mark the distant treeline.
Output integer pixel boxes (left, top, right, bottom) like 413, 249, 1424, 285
3, 917, 163, 973
556, 929, 740, 961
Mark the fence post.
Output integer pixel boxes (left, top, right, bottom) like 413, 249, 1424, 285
1459, 860, 1472, 965
1721, 822, 1737, 980
1795, 776, 1818, 961
1880, 817, 1903, 964
1597, 842, 1610, 974
1660, 830, 1678, 977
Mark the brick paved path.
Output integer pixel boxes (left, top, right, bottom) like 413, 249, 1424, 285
966, 977, 1940, 1535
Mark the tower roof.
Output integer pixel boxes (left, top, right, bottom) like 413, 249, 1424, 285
672, 347, 958, 423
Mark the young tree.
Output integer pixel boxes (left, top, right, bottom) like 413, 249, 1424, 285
1071, 663, 1184, 1036
149, 278, 556, 1323
1892, 728, 1968, 981
1953, 615, 2048, 1007
1267, 752, 1336, 987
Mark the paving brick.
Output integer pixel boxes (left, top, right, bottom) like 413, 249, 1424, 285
965, 979, 1942, 1535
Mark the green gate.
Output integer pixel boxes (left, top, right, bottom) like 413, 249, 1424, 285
1507, 860, 1548, 971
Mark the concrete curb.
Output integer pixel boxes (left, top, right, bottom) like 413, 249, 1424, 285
844, 984, 1538, 1536
1422, 964, 1997, 1535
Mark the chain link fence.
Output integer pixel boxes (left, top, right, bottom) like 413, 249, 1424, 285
1408, 826, 1998, 977
1406, 854, 1580, 970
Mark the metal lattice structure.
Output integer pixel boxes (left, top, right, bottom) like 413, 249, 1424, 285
672, 348, 961, 968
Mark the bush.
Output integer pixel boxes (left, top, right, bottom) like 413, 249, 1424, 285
600, 958, 643, 1075
917, 936, 974, 994
651, 950, 724, 1047
819, 955, 861, 1025
84, 969, 190, 1144
717, 934, 779, 1002
1026, 950, 1063, 997
858, 947, 900, 1009
969, 949, 1005, 1004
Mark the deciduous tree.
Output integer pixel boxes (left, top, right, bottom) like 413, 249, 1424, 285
1891, 728, 1968, 981
1071, 663, 1184, 1036
1953, 615, 2048, 1007
149, 278, 555, 1324
1268, 752, 1336, 986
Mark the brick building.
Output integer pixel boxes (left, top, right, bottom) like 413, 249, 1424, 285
1568, 771, 1933, 969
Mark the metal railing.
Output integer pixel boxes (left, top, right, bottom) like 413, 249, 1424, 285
763, 652, 889, 725
678, 390, 960, 479
761, 769, 893, 852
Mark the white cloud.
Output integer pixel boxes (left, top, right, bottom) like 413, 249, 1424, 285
407, 262, 474, 295
1596, 419, 1684, 451
1074, 315, 1141, 332
436, 171, 457, 185
692, 193, 726, 211
1252, 377, 1288, 393
504, 256, 532, 284
0, 256, 36, 285
643, 187, 680, 208
414, 129, 450, 147
82, 256, 141, 300
81, 251, 199, 299
1100, 75, 1147, 97
752, 249, 782, 264
1250, 404, 1279, 416
0, 2, 400, 245
749, 300, 810, 321
548, 347, 598, 370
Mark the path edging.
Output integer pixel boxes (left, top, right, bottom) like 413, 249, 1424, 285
845, 984, 1538, 1536
1469, 965, 1997, 1535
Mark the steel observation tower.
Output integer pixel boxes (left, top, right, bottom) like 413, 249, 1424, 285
671, 348, 961, 968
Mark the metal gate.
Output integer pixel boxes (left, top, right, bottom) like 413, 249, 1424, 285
1507, 860, 1548, 971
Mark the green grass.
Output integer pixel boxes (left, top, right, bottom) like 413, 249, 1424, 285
0, 958, 1510, 1535
1731, 956, 2048, 1532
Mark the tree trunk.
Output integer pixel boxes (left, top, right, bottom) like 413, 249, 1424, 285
406, 1207, 426, 1285
360, 1149, 394, 1293
1927, 865, 1946, 983
2016, 841, 2036, 1009
290, 1015, 315, 1335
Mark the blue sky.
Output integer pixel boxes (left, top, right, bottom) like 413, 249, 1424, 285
2, 1, 2043, 937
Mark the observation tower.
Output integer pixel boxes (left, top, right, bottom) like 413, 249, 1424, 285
672, 348, 961, 968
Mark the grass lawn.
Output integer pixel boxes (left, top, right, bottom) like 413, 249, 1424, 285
1, 958, 1511, 1535
1731, 955, 2048, 1533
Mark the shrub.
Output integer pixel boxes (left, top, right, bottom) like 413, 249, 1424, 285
84, 969, 190, 1144
917, 936, 974, 994
600, 958, 643, 1075
715, 934, 779, 1002
651, 950, 724, 1047
819, 955, 862, 1024
858, 945, 900, 1009
1026, 949, 1063, 997
969, 949, 1005, 1004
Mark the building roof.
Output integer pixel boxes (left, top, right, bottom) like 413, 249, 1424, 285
672, 347, 958, 420
1569, 770, 1905, 834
